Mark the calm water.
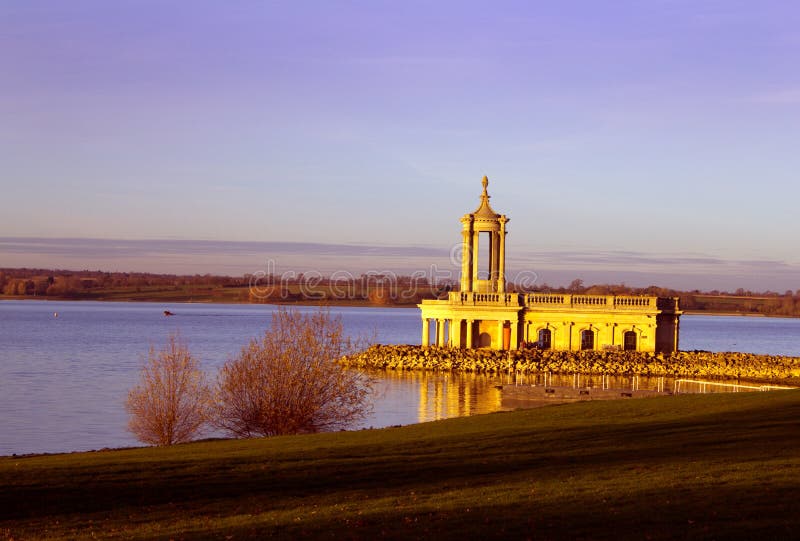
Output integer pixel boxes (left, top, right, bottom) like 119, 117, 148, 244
1, 300, 799, 456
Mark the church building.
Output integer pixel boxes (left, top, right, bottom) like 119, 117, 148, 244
418, 176, 681, 353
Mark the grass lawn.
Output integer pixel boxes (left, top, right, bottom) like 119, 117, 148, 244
3, 391, 800, 540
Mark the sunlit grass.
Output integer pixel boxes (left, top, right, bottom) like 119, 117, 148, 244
3, 391, 800, 539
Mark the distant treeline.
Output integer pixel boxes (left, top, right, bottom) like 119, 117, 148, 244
0, 268, 441, 305
1, 268, 799, 316
0, 268, 246, 297
529, 278, 800, 318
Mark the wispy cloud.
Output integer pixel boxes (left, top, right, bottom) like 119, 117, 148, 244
2, 238, 798, 291
750, 87, 800, 104
510, 248, 800, 291
0, 237, 446, 260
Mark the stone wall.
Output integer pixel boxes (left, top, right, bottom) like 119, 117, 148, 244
340, 345, 800, 383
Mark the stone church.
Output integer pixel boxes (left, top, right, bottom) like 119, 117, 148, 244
419, 176, 681, 353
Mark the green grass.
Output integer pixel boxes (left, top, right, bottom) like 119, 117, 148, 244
3, 391, 800, 540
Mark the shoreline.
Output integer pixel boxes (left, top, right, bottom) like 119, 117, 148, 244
0, 296, 415, 309
343, 344, 800, 384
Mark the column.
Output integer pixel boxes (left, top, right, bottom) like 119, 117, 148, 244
674, 316, 680, 352
451, 319, 462, 348
421, 317, 430, 346
510, 321, 518, 350
498, 218, 507, 293
497, 320, 505, 350
472, 231, 480, 286
436, 319, 445, 347
460, 218, 472, 292
465, 320, 474, 348
489, 232, 498, 285
568, 322, 574, 350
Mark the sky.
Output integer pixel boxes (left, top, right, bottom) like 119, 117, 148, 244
2, 1, 800, 291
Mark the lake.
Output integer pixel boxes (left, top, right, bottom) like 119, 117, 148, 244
2, 300, 799, 456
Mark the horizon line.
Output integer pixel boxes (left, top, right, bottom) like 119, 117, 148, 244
2, 236, 799, 292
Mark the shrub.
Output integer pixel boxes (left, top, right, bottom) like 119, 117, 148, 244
126, 334, 210, 445
213, 308, 373, 437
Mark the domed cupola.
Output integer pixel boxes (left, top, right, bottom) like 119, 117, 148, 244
459, 176, 509, 293
472, 175, 502, 224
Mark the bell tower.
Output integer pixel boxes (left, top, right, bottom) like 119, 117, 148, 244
460, 176, 509, 294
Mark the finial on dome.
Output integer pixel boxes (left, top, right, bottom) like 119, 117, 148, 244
472, 174, 498, 218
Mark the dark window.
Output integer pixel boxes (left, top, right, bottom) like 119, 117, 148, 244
624, 331, 637, 351
538, 329, 552, 350
580, 329, 594, 351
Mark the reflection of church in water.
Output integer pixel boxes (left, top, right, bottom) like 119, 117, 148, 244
419, 177, 682, 353
413, 372, 502, 423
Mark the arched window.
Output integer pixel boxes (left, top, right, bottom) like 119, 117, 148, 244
538, 328, 552, 350
623, 331, 637, 351
478, 332, 492, 348
580, 329, 594, 351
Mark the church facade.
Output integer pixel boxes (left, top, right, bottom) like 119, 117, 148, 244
418, 177, 682, 353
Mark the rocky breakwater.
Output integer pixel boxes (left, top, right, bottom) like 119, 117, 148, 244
341, 345, 800, 383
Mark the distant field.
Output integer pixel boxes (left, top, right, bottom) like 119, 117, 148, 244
687, 294, 789, 315
4, 283, 423, 306
3, 390, 799, 540
81, 284, 251, 303
8, 288, 798, 316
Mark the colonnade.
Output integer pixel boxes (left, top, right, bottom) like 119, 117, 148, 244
421, 317, 519, 350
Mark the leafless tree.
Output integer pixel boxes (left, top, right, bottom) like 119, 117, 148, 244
213, 308, 373, 437
126, 334, 210, 446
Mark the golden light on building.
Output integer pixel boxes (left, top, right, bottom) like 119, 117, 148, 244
419, 176, 682, 353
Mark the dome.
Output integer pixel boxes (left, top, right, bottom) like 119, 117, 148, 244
463, 176, 507, 232
473, 176, 499, 220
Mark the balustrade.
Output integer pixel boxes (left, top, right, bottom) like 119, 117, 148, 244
448, 291, 661, 310
453, 291, 518, 306
614, 296, 654, 308
523, 293, 658, 311
572, 295, 608, 306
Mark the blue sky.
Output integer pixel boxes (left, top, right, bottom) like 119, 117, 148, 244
2, 1, 799, 290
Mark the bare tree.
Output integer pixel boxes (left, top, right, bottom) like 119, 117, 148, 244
126, 334, 210, 446
568, 278, 585, 293
213, 308, 372, 437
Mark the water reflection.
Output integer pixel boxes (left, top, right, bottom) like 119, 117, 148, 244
414, 371, 502, 422
359, 370, 503, 427
358, 369, 796, 431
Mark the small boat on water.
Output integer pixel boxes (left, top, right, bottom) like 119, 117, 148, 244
163, 310, 175, 317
